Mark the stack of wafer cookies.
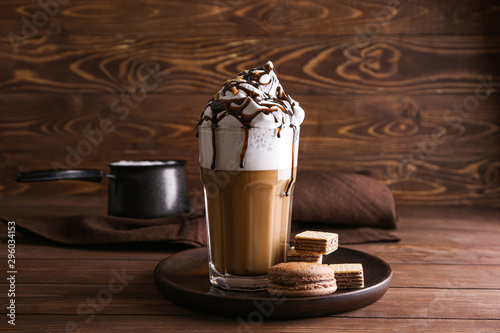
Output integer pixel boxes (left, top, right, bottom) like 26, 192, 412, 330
329, 263, 364, 289
269, 230, 365, 296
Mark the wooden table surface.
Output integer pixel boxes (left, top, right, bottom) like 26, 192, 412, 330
1, 196, 500, 332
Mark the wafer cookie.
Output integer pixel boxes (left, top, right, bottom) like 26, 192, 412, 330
286, 246, 323, 264
294, 231, 338, 255
329, 263, 364, 289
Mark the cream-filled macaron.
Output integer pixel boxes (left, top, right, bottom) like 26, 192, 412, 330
267, 262, 337, 297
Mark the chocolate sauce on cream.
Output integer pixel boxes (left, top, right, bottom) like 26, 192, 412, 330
285, 125, 297, 196
196, 61, 304, 196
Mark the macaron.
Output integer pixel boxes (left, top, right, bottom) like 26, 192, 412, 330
267, 262, 337, 297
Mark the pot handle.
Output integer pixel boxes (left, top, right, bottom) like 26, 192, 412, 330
14, 169, 104, 183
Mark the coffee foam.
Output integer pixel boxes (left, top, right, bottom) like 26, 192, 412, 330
198, 127, 299, 171
110, 160, 174, 166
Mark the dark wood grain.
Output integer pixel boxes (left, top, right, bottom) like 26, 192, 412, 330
1, 93, 498, 206
1, 35, 499, 95
1, 199, 500, 331
4, 229, 500, 265
391, 264, 500, 289
2, 197, 500, 267
0, 0, 499, 207
5, 259, 500, 289
1, 283, 499, 319
1, 1, 499, 331
0, 0, 499, 37
0, 259, 159, 285
1, 254, 497, 289
3, 316, 500, 333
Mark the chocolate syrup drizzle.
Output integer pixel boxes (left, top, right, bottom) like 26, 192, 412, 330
196, 63, 300, 196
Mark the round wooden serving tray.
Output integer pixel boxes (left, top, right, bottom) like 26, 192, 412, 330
154, 247, 392, 319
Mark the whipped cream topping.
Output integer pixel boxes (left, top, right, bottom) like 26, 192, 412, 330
197, 61, 305, 131
197, 62, 305, 195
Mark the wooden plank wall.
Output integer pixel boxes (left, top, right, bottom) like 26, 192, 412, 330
0, 0, 498, 207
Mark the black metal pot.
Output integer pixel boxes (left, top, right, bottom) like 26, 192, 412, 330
14, 160, 191, 219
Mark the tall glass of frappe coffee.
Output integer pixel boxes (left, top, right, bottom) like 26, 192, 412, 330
196, 62, 305, 291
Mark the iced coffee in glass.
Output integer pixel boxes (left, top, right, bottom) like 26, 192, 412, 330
196, 62, 305, 291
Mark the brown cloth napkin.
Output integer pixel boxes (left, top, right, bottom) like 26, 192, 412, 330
293, 171, 398, 229
4, 207, 207, 247
2, 171, 399, 246
292, 170, 399, 243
